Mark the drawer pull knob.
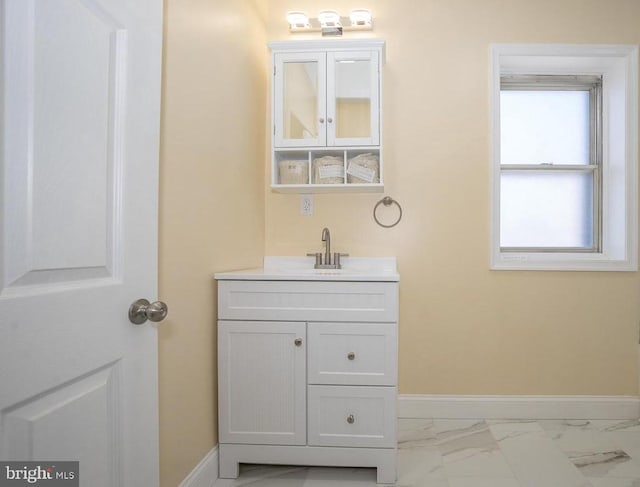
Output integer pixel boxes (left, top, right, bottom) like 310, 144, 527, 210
294, 338, 303, 347
347, 352, 356, 360
347, 414, 355, 424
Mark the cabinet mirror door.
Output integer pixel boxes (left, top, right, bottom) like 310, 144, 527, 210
328, 51, 379, 146
275, 53, 326, 147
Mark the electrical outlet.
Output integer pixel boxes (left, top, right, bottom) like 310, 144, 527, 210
300, 194, 313, 215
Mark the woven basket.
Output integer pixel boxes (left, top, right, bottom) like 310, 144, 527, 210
347, 153, 379, 184
278, 159, 308, 185
312, 155, 344, 184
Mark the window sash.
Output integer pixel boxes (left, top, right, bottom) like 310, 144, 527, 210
499, 75, 602, 253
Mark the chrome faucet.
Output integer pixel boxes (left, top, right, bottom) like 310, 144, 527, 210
307, 227, 348, 269
322, 227, 331, 266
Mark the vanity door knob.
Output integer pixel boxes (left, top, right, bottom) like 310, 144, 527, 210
347, 414, 355, 424
327, 117, 333, 123
347, 352, 356, 360
319, 118, 325, 124
294, 338, 303, 347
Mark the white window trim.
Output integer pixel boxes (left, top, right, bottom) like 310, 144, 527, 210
490, 44, 639, 271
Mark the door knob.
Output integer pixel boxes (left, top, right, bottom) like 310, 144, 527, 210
129, 298, 168, 325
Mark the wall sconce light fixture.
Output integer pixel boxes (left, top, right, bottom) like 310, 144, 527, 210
286, 9, 373, 36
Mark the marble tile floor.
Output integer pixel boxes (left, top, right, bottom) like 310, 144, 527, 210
214, 418, 640, 487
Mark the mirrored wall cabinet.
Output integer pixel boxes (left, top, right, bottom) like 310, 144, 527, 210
269, 39, 385, 193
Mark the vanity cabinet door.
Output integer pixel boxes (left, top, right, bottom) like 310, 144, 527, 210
274, 52, 326, 148
218, 320, 307, 445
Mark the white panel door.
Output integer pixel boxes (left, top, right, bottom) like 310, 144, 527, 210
0, 0, 163, 486
218, 321, 306, 445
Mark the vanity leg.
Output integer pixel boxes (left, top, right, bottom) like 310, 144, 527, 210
376, 451, 397, 484
218, 446, 239, 479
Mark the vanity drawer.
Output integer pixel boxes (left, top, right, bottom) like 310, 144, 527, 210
308, 385, 396, 448
218, 280, 398, 322
308, 323, 397, 386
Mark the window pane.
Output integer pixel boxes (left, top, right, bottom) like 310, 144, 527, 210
500, 90, 590, 165
500, 171, 594, 248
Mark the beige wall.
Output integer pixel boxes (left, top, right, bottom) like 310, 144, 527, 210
158, 1, 266, 485
264, 0, 640, 396
158, 0, 640, 484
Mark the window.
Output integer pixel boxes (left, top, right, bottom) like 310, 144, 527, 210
500, 75, 602, 251
490, 45, 638, 271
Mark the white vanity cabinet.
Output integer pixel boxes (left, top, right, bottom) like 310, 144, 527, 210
269, 39, 385, 192
216, 277, 399, 484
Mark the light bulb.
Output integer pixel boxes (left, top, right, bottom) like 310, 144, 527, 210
286, 11, 310, 29
318, 10, 341, 28
349, 9, 372, 27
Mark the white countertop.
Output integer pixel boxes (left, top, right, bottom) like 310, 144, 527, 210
214, 256, 399, 282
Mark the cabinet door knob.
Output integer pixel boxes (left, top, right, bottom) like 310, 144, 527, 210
347, 352, 356, 360
294, 338, 303, 347
327, 117, 333, 123
319, 118, 325, 124
347, 414, 355, 424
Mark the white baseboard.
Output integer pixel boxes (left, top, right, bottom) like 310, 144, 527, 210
399, 394, 640, 420
179, 446, 218, 487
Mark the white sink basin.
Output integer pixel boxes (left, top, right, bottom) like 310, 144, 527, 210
215, 256, 399, 282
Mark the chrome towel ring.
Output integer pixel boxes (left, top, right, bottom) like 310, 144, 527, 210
373, 196, 402, 228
